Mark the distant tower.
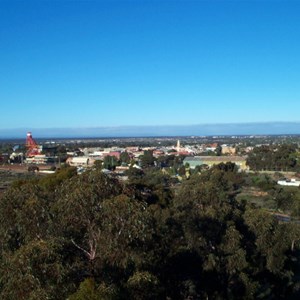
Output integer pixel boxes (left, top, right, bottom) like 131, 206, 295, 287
176, 140, 180, 152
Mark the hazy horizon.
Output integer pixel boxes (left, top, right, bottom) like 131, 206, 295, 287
1, 121, 300, 139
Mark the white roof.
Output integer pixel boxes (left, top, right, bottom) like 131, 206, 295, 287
71, 157, 90, 163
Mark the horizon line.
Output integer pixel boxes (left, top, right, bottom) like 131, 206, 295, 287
1, 121, 300, 139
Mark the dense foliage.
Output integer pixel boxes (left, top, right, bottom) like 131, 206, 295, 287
0, 165, 299, 299
246, 144, 299, 171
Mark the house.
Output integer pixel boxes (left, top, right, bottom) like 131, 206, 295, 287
205, 143, 218, 152
221, 145, 236, 155
102, 151, 121, 160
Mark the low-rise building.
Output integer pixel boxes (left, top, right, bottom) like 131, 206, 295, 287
66, 156, 95, 167
277, 179, 300, 187
183, 156, 248, 171
25, 155, 48, 164
205, 143, 218, 152
103, 151, 121, 160
221, 145, 236, 155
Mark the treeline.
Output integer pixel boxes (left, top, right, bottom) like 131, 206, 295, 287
0, 165, 300, 299
246, 144, 300, 171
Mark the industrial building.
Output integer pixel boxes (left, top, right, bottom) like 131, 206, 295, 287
183, 156, 248, 171
66, 156, 96, 167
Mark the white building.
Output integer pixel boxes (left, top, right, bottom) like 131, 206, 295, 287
66, 156, 95, 167
277, 179, 300, 187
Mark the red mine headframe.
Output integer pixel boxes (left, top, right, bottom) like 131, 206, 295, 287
25, 132, 41, 157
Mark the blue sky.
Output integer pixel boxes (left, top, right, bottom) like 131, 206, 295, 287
1, 0, 300, 136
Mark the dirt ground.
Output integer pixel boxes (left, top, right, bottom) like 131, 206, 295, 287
0, 164, 52, 173
0, 164, 52, 197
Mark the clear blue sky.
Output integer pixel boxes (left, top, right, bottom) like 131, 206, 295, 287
1, 0, 300, 132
